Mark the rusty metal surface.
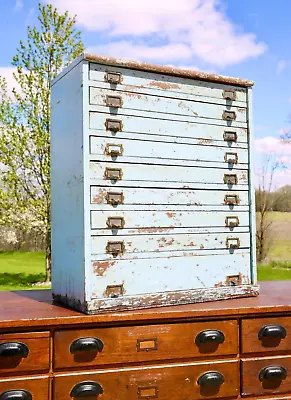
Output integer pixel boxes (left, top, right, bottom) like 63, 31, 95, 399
84, 53, 254, 87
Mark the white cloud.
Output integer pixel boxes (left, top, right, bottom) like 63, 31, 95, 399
46, 0, 267, 68
254, 136, 291, 156
15, 0, 23, 10
277, 60, 287, 74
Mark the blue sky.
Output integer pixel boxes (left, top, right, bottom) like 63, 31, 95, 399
2, 0, 291, 186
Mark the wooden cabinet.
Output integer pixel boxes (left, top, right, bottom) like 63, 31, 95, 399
0, 281, 291, 399
50, 54, 258, 315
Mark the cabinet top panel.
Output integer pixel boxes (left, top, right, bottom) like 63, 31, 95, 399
51, 53, 254, 88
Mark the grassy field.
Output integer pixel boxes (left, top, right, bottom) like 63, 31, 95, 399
261, 212, 291, 261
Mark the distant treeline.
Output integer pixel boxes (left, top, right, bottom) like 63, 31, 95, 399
255, 185, 291, 212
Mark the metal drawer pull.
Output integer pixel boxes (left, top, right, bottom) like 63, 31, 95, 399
106, 191, 124, 205
197, 371, 225, 387
70, 337, 104, 354
70, 382, 104, 398
105, 71, 122, 84
105, 143, 124, 157
223, 89, 237, 101
106, 217, 125, 229
223, 131, 237, 142
224, 194, 239, 205
225, 216, 240, 227
224, 174, 237, 185
259, 366, 287, 382
258, 324, 287, 340
222, 110, 236, 121
0, 391, 32, 400
106, 95, 122, 108
104, 167, 123, 181
105, 119, 123, 132
0, 342, 29, 358
195, 330, 225, 346
138, 386, 158, 399
226, 238, 240, 249
106, 241, 125, 256
225, 152, 238, 164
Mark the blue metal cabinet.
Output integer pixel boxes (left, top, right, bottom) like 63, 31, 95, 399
50, 53, 258, 314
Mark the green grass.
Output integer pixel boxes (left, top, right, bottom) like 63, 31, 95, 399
258, 261, 291, 281
0, 251, 50, 291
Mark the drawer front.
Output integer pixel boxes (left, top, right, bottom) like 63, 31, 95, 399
90, 252, 251, 297
54, 320, 238, 369
0, 331, 50, 375
241, 356, 291, 397
90, 186, 250, 209
91, 232, 250, 258
241, 317, 291, 354
89, 62, 247, 104
90, 209, 250, 232
89, 135, 249, 168
0, 376, 49, 400
89, 87, 247, 126
54, 359, 239, 399
89, 161, 248, 190
89, 112, 248, 145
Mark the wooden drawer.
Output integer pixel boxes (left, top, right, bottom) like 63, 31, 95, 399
54, 320, 238, 369
89, 112, 248, 145
241, 317, 291, 354
89, 87, 247, 127
90, 187, 249, 209
89, 135, 249, 168
54, 359, 239, 399
0, 376, 49, 400
89, 161, 248, 190
0, 331, 50, 376
241, 355, 291, 397
90, 209, 250, 233
91, 232, 250, 259
89, 62, 247, 105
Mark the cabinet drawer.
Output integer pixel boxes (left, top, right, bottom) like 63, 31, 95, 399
90, 187, 249, 209
89, 87, 247, 127
54, 359, 239, 399
0, 376, 49, 400
0, 331, 50, 375
241, 317, 291, 354
54, 320, 238, 369
89, 62, 247, 104
89, 135, 249, 168
89, 112, 248, 145
89, 161, 248, 190
241, 356, 291, 397
91, 232, 250, 259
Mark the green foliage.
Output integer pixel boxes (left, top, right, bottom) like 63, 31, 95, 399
0, 3, 84, 280
258, 261, 291, 281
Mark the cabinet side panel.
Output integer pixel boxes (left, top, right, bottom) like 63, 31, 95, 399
50, 61, 85, 303
247, 87, 257, 284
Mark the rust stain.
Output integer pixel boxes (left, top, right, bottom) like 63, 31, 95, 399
197, 138, 214, 145
92, 189, 106, 204
241, 173, 247, 181
148, 80, 180, 90
187, 242, 196, 247
136, 227, 172, 233
158, 237, 175, 247
166, 212, 176, 218
193, 112, 198, 116
200, 244, 205, 249
93, 260, 116, 277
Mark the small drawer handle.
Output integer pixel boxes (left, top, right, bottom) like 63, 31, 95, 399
104, 167, 123, 181
106, 241, 125, 256
259, 366, 287, 381
106, 192, 124, 205
195, 330, 225, 346
224, 152, 238, 164
105, 143, 124, 157
224, 174, 237, 185
222, 110, 236, 121
258, 324, 287, 340
223, 90, 237, 101
105, 71, 122, 84
224, 194, 240, 205
0, 342, 29, 358
70, 382, 104, 398
106, 217, 125, 229
225, 216, 240, 228
223, 131, 237, 142
105, 119, 123, 132
0, 391, 32, 400
197, 371, 225, 387
226, 237, 240, 249
106, 95, 122, 108
70, 337, 104, 354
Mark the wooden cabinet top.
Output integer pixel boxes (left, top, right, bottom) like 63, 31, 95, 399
0, 281, 289, 329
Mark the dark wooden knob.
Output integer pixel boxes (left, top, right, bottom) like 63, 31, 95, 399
258, 325, 286, 340
195, 330, 225, 346
197, 371, 225, 387
70, 382, 103, 398
0, 342, 29, 358
70, 338, 104, 354
0, 390, 32, 400
259, 366, 287, 381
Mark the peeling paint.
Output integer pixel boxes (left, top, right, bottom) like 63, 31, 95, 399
92, 260, 116, 277
148, 80, 181, 90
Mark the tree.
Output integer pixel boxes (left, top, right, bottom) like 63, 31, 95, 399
0, 3, 84, 281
